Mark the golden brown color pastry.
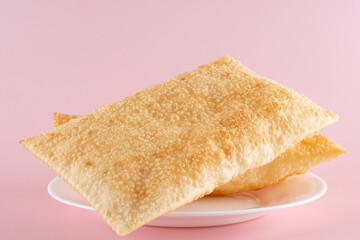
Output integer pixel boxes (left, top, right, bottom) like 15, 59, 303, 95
21, 56, 339, 235
212, 134, 344, 194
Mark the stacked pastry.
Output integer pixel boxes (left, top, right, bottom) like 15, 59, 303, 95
21, 56, 344, 236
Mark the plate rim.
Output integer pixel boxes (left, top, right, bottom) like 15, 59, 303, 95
48, 172, 327, 217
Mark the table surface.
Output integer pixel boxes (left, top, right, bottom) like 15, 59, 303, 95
1, 1, 359, 239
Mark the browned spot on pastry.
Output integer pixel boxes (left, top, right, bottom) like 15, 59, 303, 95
220, 109, 251, 128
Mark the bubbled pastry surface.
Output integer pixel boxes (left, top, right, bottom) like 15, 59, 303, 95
20, 56, 338, 236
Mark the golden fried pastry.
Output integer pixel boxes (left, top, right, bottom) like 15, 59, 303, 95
21, 56, 339, 235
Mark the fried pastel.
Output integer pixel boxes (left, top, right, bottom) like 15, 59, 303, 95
53, 113, 345, 195
212, 134, 344, 195
20, 56, 338, 235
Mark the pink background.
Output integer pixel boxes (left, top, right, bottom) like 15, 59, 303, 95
1, 0, 359, 239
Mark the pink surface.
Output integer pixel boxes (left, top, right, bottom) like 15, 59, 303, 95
1, 0, 359, 239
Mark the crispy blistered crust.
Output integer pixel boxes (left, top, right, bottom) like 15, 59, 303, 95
53, 113, 78, 127
211, 134, 345, 195
20, 56, 339, 235
53, 114, 345, 195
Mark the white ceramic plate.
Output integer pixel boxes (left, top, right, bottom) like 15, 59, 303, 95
48, 172, 326, 227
